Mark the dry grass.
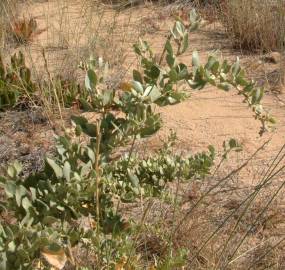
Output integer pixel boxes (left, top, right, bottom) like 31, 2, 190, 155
219, 0, 285, 52
1, 0, 144, 79
0, 0, 17, 53
129, 144, 285, 269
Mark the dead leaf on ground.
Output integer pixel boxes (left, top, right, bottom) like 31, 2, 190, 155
41, 245, 67, 270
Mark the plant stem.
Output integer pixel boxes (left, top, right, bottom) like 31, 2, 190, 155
42, 48, 64, 127
95, 119, 102, 234
158, 34, 172, 65
126, 135, 136, 168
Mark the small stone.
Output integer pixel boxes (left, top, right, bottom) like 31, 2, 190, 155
28, 109, 47, 124
263, 52, 281, 64
19, 145, 30, 156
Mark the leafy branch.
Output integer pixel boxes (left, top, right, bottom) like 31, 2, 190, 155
0, 9, 275, 270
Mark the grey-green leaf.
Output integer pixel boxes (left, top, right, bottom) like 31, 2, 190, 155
127, 171, 140, 188
85, 69, 97, 90
63, 161, 71, 181
46, 158, 63, 179
192, 51, 200, 67
15, 185, 27, 207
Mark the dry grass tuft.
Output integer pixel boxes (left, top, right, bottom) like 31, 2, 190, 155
219, 0, 285, 52
11, 17, 46, 45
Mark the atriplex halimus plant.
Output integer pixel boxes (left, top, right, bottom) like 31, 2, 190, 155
0, 10, 273, 269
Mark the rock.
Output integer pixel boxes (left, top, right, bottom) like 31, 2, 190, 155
28, 109, 47, 124
263, 52, 282, 64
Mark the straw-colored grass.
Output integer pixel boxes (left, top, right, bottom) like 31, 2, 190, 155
220, 0, 285, 52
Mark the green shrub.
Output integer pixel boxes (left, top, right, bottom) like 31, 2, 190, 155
0, 10, 274, 269
0, 52, 37, 110
0, 52, 89, 111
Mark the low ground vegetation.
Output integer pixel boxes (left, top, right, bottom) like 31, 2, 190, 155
0, 1, 284, 269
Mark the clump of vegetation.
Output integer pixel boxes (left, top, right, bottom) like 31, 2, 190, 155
0, 9, 276, 270
106, 131, 215, 200
0, 51, 89, 112
41, 75, 89, 110
0, 52, 37, 110
11, 17, 38, 44
220, 0, 285, 52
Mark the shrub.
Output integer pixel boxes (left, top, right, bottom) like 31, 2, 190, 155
220, 0, 285, 52
0, 10, 274, 269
